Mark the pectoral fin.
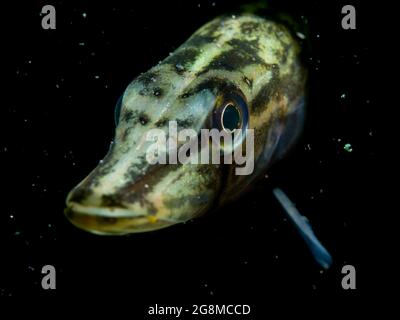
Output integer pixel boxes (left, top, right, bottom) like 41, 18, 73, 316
273, 188, 332, 269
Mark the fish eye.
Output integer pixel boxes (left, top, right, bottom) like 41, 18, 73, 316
221, 102, 242, 133
214, 92, 249, 133
114, 95, 123, 126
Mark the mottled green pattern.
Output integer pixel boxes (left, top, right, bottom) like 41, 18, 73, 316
65, 14, 306, 235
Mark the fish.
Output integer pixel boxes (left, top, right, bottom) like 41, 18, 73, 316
65, 14, 307, 235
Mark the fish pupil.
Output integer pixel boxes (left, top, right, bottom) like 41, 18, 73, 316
221, 103, 241, 132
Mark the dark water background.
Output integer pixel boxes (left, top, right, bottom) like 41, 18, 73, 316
2, 0, 381, 309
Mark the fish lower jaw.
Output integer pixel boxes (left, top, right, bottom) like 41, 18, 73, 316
64, 202, 175, 235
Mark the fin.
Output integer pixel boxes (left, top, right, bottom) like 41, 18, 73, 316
273, 188, 332, 269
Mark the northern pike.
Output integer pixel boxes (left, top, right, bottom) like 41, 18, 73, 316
66, 14, 306, 235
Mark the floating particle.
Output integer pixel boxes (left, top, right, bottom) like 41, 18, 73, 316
340, 93, 346, 99
82, 12, 87, 18
344, 143, 353, 152
78, 42, 85, 46
94, 75, 100, 79
296, 32, 306, 40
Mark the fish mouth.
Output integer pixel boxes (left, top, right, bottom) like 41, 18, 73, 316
65, 201, 175, 235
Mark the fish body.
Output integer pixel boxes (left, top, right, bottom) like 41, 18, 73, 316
65, 14, 306, 235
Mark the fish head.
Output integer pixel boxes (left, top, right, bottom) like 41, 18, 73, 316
65, 15, 306, 234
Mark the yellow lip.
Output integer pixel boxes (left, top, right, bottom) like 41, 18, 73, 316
64, 203, 174, 235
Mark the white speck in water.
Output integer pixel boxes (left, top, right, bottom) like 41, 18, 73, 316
144, 184, 149, 189
274, 255, 279, 259
316, 34, 320, 38
197, 3, 201, 8
319, 188, 324, 194
82, 12, 87, 18
264, 174, 269, 179
369, 131, 373, 136
231, 15, 236, 19
78, 42, 85, 46
344, 143, 353, 152
10, 214, 14, 219
305, 143, 312, 151
99, 159, 104, 164
94, 75, 100, 79
296, 32, 306, 40
212, 2, 216, 6
320, 270, 324, 274
341, 93, 346, 99
3, 147, 7, 152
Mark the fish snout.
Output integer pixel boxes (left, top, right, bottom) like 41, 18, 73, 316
65, 163, 221, 235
